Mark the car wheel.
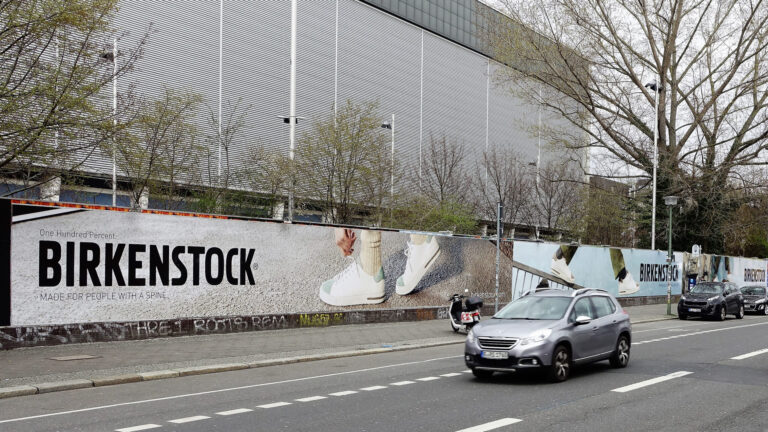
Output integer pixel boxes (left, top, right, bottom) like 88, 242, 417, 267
678, 314, 687, 320
472, 368, 493, 380
548, 345, 571, 383
736, 304, 745, 319
609, 335, 630, 368
764, 305, 768, 316
718, 305, 727, 321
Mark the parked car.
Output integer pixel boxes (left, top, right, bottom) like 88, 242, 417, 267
678, 282, 744, 320
740, 285, 768, 315
464, 288, 631, 383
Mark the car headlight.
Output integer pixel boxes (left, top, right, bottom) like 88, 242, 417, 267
756, 299, 767, 304
707, 296, 720, 302
520, 329, 552, 346
467, 328, 477, 344
680, 295, 686, 301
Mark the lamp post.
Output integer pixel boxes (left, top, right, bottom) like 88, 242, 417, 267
664, 195, 679, 315
381, 114, 394, 222
645, 80, 663, 250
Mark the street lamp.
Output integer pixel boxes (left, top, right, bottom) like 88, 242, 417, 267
381, 114, 394, 222
664, 195, 679, 315
645, 80, 663, 250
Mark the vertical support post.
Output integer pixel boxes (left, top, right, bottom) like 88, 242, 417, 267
495, 201, 503, 313
390, 113, 395, 222
667, 205, 673, 315
651, 82, 659, 250
288, 0, 298, 221
218, 0, 223, 183
112, 38, 117, 207
0, 199, 10, 326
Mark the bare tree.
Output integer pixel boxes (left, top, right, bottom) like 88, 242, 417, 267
476, 146, 533, 226
115, 88, 202, 209
529, 161, 582, 232
420, 133, 469, 205
481, 0, 768, 252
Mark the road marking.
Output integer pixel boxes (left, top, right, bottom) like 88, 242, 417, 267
456, 418, 522, 431
296, 396, 327, 402
169, 415, 210, 424
329, 390, 358, 396
731, 348, 768, 360
391, 380, 415, 386
634, 321, 768, 345
115, 425, 161, 432
360, 385, 387, 391
216, 408, 253, 416
0, 355, 461, 425
440, 372, 462, 377
611, 371, 693, 393
417, 376, 440, 381
462, 369, 472, 373
258, 402, 292, 409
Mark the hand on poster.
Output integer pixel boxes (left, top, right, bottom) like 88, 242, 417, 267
334, 228, 357, 256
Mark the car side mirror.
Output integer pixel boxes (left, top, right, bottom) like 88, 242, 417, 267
574, 316, 591, 325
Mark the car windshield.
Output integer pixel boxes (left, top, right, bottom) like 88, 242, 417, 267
741, 286, 766, 296
494, 296, 572, 320
690, 283, 723, 295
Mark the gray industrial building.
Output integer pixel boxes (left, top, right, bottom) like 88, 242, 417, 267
10, 0, 584, 222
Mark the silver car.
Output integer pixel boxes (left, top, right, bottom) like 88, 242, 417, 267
465, 288, 632, 382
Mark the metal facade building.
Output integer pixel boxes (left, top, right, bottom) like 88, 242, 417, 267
103, 0, 570, 201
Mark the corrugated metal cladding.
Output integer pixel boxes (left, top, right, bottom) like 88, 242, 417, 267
103, 0, 547, 196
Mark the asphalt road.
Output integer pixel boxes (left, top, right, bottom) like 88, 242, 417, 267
2, 316, 768, 432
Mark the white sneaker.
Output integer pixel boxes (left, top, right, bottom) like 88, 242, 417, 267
396, 236, 441, 295
550, 257, 575, 284
319, 260, 385, 306
618, 271, 640, 295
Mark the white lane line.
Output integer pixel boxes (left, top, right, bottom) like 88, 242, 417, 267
115, 425, 161, 432
441, 372, 462, 377
731, 348, 768, 360
329, 390, 358, 396
216, 408, 253, 416
391, 380, 415, 386
456, 418, 523, 432
611, 371, 693, 393
361, 385, 387, 391
168, 415, 210, 424
417, 376, 440, 381
258, 402, 292, 409
634, 321, 768, 345
296, 396, 327, 402
0, 355, 461, 425
462, 369, 472, 373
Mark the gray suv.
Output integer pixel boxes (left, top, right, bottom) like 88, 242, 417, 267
465, 288, 631, 382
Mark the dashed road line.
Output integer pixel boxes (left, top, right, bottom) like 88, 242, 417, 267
417, 376, 440, 381
360, 385, 387, 391
168, 415, 210, 424
216, 408, 253, 416
296, 396, 327, 402
456, 417, 522, 432
731, 348, 768, 360
611, 371, 693, 393
329, 390, 358, 396
391, 380, 415, 386
441, 372, 462, 377
115, 425, 161, 432
257, 402, 292, 409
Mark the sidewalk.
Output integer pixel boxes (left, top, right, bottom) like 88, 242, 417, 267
0, 303, 675, 398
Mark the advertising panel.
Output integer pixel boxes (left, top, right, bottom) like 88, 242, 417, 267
512, 241, 682, 297
11, 204, 511, 325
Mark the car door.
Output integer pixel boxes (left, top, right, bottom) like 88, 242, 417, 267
569, 297, 600, 361
724, 284, 738, 313
589, 295, 619, 356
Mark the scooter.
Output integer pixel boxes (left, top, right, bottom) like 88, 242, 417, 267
448, 290, 483, 333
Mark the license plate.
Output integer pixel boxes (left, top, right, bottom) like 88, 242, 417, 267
481, 351, 508, 359
688, 308, 701, 312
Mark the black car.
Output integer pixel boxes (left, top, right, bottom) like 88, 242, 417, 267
678, 282, 744, 320
740, 285, 768, 315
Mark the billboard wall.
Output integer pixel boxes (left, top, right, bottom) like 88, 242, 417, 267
8, 202, 511, 326
512, 241, 683, 298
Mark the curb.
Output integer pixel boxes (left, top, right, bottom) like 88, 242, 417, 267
0, 339, 462, 400
0, 318, 676, 400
